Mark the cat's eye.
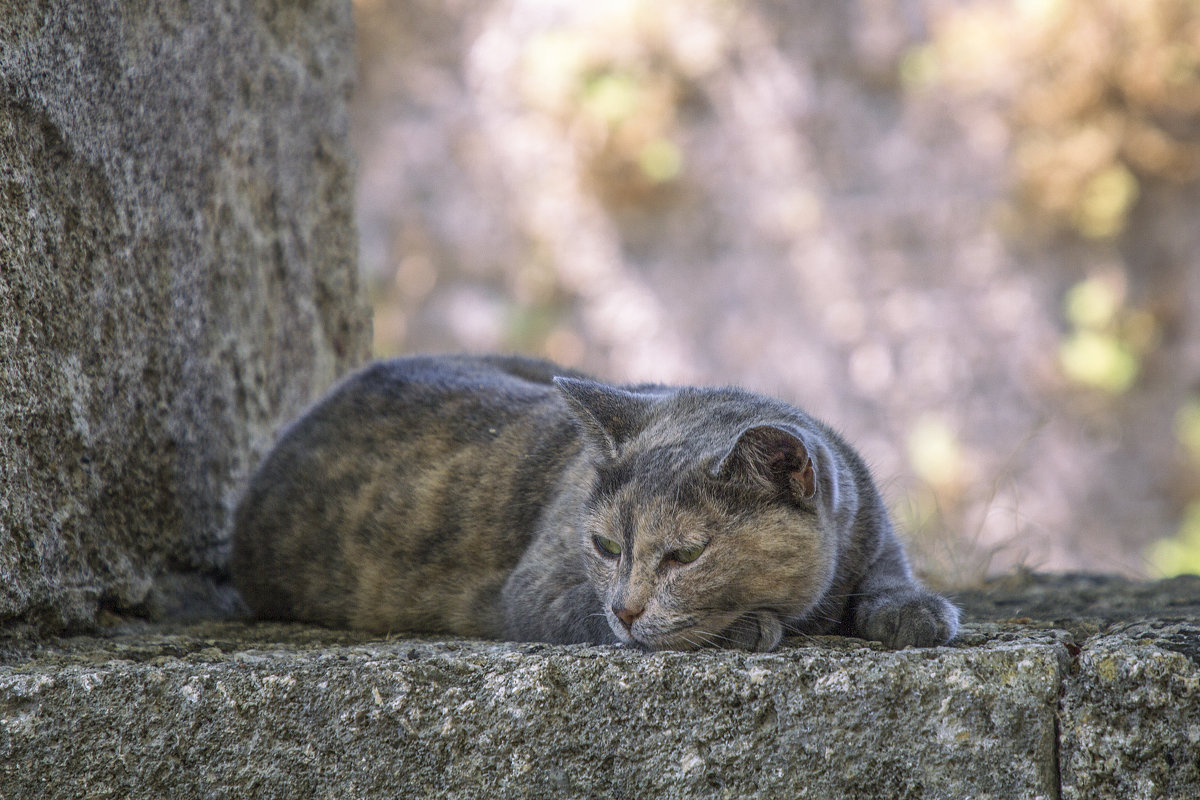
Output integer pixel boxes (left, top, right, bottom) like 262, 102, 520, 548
593, 535, 622, 557
667, 542, 706, 565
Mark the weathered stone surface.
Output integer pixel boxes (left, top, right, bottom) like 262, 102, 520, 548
1059, 621, 1200, 800
0, 623, 1066, 800
955, 572, 1200, 626
0, 0, 371, 632
4, 575, 1199, 799
958, 574, 1200, 800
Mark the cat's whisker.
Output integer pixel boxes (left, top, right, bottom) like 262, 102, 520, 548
680, 629, 725, 651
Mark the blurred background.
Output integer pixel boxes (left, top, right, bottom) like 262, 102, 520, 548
348, 0, 1200, 586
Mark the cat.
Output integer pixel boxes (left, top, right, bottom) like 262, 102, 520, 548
231, 354, 959, 651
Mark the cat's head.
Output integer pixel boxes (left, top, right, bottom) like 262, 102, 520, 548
554, 377, 840, 651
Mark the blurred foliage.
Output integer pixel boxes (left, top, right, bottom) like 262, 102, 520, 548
1057, 273, 1160, 394
900, 418, 997, 588
1149, 400, 1200, 575
929, 0, 1200, 239
1178, 398, 1200, 462
517, 2, 725, 206
351, 0, 1200, 579
1148, 502, 1200, 576
907, 416, 966, 489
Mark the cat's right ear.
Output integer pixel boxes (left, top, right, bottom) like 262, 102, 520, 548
553, 377, 656, 458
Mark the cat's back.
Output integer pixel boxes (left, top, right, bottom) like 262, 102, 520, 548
231, 354, 585, 633
321, 353, 573, 422
253, 354, 582, 462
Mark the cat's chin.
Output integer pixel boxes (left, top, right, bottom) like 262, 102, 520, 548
618, 620, 742, 652
622, 632, 707, 652
609, 622, 705, 652
619, 610, 786, 652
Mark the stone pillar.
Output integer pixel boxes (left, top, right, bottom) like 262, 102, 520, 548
0, 0, 371, 631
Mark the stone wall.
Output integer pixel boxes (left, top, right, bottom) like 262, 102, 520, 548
2, 574, 1197, 799
0, 0, 371, 632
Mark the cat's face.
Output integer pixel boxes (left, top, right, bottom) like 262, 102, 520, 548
554, 376, 840, 650
580, 482, 835, 651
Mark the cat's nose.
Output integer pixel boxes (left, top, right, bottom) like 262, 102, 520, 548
612, 603, 644, 630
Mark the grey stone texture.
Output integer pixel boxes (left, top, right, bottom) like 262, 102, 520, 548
0, 0, 371, 632
2, 574, 1197, 800
0, 625, 1066, 800
1059, 622, 1200, 800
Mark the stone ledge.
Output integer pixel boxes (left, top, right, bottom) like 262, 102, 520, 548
1, 574, 1198, 800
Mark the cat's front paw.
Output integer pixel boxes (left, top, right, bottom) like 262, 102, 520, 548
720, 610, 784, 652
856, 590, 959, 649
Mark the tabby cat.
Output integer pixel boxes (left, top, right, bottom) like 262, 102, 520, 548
231, 354, 958, 651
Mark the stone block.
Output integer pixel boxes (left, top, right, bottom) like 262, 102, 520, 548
0, 623, 1067, 799
1060, 621, 1200, 800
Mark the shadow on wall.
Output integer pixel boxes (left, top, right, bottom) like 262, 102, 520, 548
348, 0, 1200, 585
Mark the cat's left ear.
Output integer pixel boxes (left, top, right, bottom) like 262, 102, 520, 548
553, 377, 657, 457
713, 425, 817, 501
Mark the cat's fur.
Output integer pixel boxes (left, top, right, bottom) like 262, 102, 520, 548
231, 354, 958, 651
